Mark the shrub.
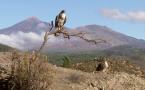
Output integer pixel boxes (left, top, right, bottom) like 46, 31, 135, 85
62, 56, 72, 68
10, 51, 54, 90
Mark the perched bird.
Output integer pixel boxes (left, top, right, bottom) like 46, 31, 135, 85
54, 10, 67, 36
96, 60, 109, 72
102, 60, 109, 72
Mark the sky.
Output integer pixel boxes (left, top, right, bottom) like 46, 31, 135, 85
0, 0, 145, 40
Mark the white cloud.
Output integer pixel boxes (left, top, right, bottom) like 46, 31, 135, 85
0, 31, 57, 50
100, 8, 145, 22
128, 11, 145, 22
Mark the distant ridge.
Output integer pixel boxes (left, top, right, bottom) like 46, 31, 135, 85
0, 44, 13, 52
0, 17, 145, 51
0, 17, 50, 34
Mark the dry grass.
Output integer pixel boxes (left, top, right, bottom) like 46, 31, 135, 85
10, 51, 55, 90
66, 72, 87, 84
0, 52, 145, 90
71, 56, 145, 78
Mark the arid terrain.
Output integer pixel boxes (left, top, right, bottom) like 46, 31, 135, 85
0, 52, 145, 90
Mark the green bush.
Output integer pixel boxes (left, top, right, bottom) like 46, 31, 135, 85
62, 56, 72, 68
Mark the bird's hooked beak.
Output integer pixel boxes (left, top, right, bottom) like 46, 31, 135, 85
61, 10, 65, 13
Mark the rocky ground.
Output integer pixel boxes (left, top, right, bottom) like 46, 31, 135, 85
71, 58, 145, 78
0, 52, 145, 90
0, 52, 12, 79
49, 66, 145, 90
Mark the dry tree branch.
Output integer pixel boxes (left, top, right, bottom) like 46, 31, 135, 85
33, 21, 106, 60
38, 21, 107, 52
38, 21, 54, 52
61, 30, 106, 44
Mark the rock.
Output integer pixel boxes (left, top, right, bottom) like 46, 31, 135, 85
90, 82, 96, 87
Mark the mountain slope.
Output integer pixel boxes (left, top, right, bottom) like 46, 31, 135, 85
0, 44, 13, 52
76, 25, 145, 48
45, 25, 145, 52
0, 17, 145, 51
0, 17, 50, 34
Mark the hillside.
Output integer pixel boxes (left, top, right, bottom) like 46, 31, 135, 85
48, 65, 145, 90
46, 45, 145, 71
0, 44, 13, 52
0, 52, 145, 90
103, 45, 145, 67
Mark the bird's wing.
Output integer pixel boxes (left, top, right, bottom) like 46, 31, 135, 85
55, 15, 58, 22
55, 15, 58, 27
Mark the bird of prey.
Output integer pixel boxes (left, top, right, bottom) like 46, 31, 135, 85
54, 10, 67, 36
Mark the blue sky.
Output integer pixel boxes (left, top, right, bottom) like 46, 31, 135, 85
0, 0, 145, 40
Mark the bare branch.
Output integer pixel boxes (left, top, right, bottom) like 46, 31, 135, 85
36, 20, 107, 56
61, 30, 106, 44
32, 21, 106, 61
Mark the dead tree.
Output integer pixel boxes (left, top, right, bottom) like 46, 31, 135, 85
33, 20, 106, 60
38, 21, 106, 52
